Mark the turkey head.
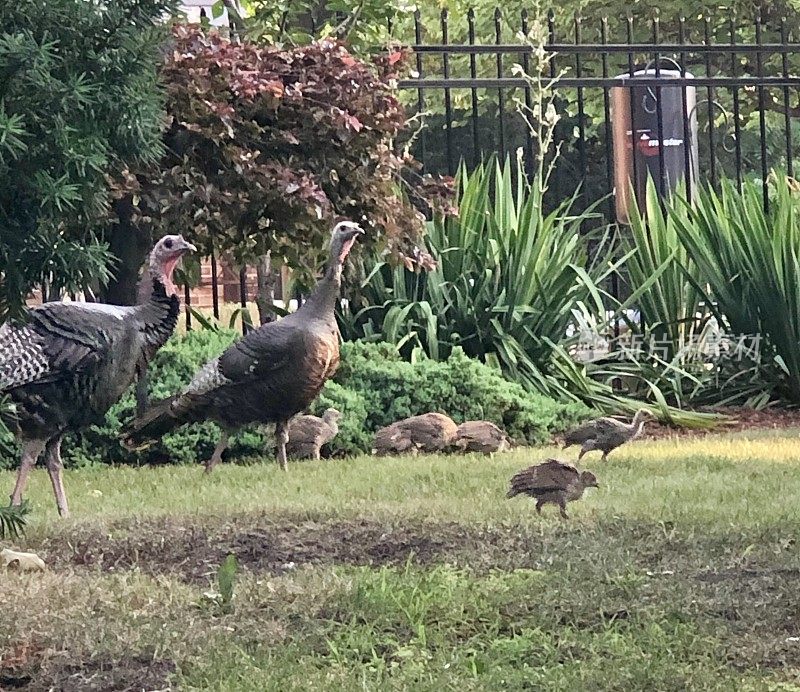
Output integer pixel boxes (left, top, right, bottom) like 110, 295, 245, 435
147, 235, 197, 296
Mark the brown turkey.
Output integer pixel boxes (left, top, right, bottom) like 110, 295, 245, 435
1, 234, 195, 517
453, 421, 511, 454
286, 408, 342, 461
506, 459, 598, 519
372, 413, 458, 455
122, 221, 364, 471
563, 408, 655, 462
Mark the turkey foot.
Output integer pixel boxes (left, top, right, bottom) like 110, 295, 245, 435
204, 431, 230, 474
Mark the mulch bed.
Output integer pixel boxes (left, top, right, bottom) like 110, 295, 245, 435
642, 406, 800, 441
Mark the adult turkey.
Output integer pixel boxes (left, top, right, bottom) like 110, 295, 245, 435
122, 221, 364, 471
562, 409, 654, 462
2, 234, 195, 517
506, 459, 598, 519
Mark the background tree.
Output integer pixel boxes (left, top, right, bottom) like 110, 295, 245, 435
115, 25, 451, 323
0, 0, 178, 317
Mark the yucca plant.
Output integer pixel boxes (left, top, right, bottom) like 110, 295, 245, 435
341, 152, 615, 389
594, 180, 718, 407
672, 174, 800, 402
0, 502, 29, 539
622, 179, 707, 355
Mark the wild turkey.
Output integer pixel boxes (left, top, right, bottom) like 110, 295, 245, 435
453, 420, 511, 454
122, 221, 364, 471
563, 408, 654, 462
506, 459, 598, 519
286, 408, 342, 461
372, 413, 458, 455
2, 234, 195, 517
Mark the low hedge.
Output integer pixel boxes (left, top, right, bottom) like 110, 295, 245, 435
0, 331, 592, 468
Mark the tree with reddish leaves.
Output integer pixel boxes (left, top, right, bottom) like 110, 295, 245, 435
110, 25, 452, 321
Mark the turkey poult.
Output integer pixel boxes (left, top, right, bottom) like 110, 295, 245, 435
562, 409, 655, 462
2, 234, 195, 517
453, 420, 511, 454
372, 413, 458, 455
286, 408, 342, 461
122, 221, 365, 471
506, 459, 598, 519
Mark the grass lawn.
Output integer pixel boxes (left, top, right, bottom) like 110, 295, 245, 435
2, 430, 800, 690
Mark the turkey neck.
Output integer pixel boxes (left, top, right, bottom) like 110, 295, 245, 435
629, 413, 647, 436
134, 263, 180, 356
296, 256, 344, 324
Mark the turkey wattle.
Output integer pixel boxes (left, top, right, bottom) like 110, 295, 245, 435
2, 234, 195, 517
122, 221, 365, 471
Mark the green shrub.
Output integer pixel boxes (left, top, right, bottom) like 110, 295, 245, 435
0, 333, 590, 469
334, 342, 592, 446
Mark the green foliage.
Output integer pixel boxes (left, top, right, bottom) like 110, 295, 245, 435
0, 502, 28, 539
337, 156, 725, 427
340, 153, 616, 397
672, 175, 800, 404
0, 0, 177, 317
117, 25, 451, 289
333, 341, 593, 446
244, 0, 407, 52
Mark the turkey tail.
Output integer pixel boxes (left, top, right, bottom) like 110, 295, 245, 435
121, 395, 182, 449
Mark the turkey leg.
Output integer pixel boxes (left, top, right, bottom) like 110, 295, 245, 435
204, 431, 230, 474
9, 440, 46, 508
44, 435, 69, 518
275, 420, 289, 471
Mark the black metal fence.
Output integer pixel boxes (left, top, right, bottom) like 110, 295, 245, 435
397, 12, 800, 212
183, 12, 800, 331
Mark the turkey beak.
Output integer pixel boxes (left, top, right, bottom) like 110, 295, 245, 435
178, 239, 197, 255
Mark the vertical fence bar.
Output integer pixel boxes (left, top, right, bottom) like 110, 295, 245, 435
184, 283, 192, 331
441, 9, 455, 175
729, 19, 743, 191
414, 11, 427, 171
626, 16, 640, 200
548, 10, 559, 192
781, 18, 794, 178
467, 9, 481, 168
520, 9, 535, 177
755, 15, 769, 211
239, 265, 249, 334
703, 18, 718, 188
494, 8, 506, 157
547, 10, 557, 80
678, 16, 693, 200
600, 18, 615, 206
210, 247, 220, 320
653, 13, 668, 200
574, 15, 588, 190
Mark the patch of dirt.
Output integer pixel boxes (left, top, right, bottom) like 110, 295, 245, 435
642, 406, 800, 441
35, 516, 523, 583
1, 649, 175, 692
